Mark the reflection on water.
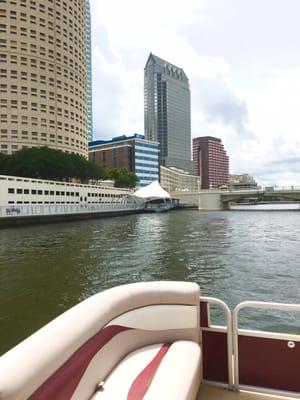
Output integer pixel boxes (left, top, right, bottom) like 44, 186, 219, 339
1, 210, 300, 354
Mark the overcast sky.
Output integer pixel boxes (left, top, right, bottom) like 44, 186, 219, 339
90, 0, 300, 185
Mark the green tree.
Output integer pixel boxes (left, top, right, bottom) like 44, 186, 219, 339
0, 153, 9, 175
1, 147, 138, 187
106, 168, 139, 188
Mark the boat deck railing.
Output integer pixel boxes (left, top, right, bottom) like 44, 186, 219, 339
200, 297, 300, 398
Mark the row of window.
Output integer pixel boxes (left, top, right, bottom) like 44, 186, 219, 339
0, 66, 86, 91
8, 188, 80, 196
0, 36, 85, 60
0, 106, 86, 120
135, 143, 159, 151
0, 129, 85, 141
8, 201, 80, 205
7, 200, 118, 205
8, 188, 123, 198
0, 44, 86, 78
0, 2, 87, 35
135, 162, 159, 169
0, 39, 86, 76
136, 165, 159, 172
0, 122, 86, 138
0, 71, 86, 101
2, 0, 85, 16
0, 23, 85, 47
135, 150, 159, 157
0, 129, 86, 140
0, 8, 86, 34
0, 103, 86, 121
135, 155, 159, 162
136, 170, 159, 176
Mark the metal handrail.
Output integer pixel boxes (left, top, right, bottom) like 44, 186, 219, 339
200, 296, 234, 388
232, 301, 300, 391
0, 202, 144, 218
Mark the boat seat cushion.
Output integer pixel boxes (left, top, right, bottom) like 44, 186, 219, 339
90, 340, 201, 400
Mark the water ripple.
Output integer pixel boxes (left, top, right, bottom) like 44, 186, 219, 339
1, 211, 300, 353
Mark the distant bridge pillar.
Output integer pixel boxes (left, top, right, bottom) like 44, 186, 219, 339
198, 191, 223, 210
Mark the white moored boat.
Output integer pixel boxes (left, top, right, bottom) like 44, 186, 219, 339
0, 175, 144, 227
0, 281, 299, 400
230, 201, 300, 211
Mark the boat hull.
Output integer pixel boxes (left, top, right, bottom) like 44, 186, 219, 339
230, 203, 300, 211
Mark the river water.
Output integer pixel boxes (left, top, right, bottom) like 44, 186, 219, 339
1, 210, 300, 354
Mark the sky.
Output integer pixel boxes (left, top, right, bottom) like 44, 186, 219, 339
90, 0, 300, 185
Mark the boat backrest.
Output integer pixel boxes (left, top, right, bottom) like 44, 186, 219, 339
0, 281, 200, 400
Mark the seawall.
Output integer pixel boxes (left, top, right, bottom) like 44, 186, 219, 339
0, 209, 144, 229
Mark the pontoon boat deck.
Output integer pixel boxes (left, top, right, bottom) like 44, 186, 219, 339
0, 281, 298, 399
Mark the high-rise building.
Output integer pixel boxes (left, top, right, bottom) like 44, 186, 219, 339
89, 134, 159, 187
85, 0, 93, 142
144, 53, 193, 173
0, 0, 89, 157
193, 136, 229, 189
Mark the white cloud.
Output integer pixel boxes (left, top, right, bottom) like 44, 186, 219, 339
90, 0, 300, 185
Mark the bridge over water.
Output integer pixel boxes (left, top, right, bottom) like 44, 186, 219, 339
171, 186, 300, 210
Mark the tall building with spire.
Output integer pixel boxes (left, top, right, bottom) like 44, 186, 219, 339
144, 53, 193, 173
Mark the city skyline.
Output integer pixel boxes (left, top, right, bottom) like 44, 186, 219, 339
90, 0, 300, 185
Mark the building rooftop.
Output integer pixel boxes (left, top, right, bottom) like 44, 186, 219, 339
193, 136, 222, 143
89, 134, 157, 148
145, 53, 188, 81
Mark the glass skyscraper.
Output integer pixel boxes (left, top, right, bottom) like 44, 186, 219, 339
85, 0, 93, 142
144, 53, 193, 173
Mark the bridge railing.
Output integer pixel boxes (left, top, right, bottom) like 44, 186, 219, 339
199, 186, 300, 193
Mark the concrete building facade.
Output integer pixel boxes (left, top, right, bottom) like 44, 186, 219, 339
160, 166, 200, 193
89, 134, 159, 187
229, 174, 258, 190
193, 136, 229, 189
144, 53, 193, 173
0, 0, 89, 157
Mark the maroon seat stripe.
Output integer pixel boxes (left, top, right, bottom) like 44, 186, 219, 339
30, 325, 132, 400
127, 343, 171, 400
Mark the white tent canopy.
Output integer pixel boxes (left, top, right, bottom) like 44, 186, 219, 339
133, 181, 171, 199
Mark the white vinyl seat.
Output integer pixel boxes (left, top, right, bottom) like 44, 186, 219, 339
91, 340, 201, 400
0, 282, 202, 400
